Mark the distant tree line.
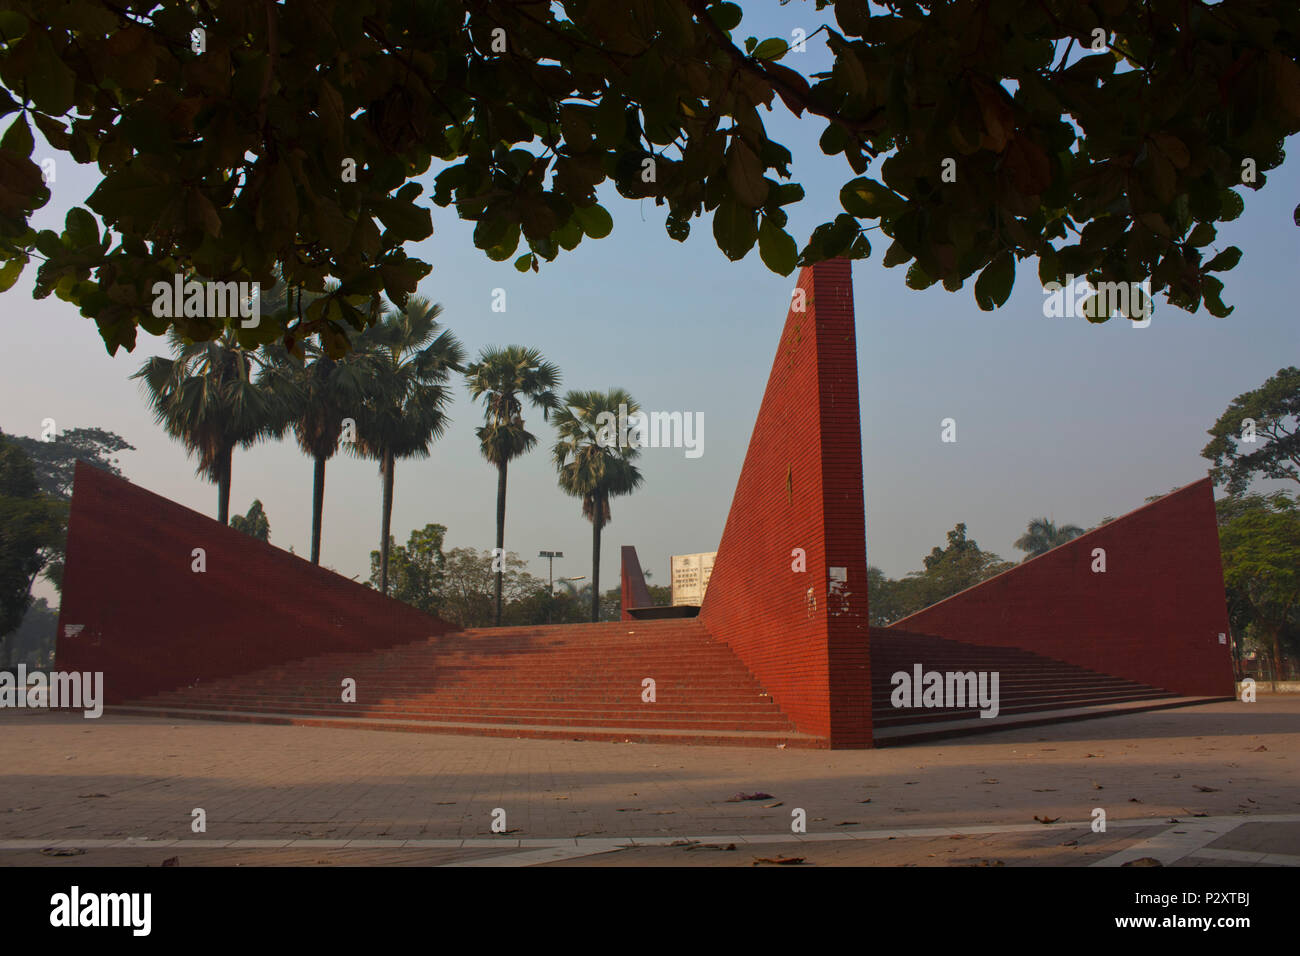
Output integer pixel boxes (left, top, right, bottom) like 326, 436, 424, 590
868, 518, 1083, 626
366, 523, 622, 627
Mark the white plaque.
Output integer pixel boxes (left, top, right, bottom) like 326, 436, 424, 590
671, 551, 716, 606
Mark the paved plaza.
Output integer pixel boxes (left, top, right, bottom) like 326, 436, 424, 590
2, 697, 1297, 867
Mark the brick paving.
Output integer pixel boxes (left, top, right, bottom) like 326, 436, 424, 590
2, 697, 1297, 866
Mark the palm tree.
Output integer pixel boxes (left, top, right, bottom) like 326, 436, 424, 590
552, 389, 644, 621
464, 346, 562, 625
1014, 517, 1086, 560
260, 329, 369, 564
132, 329, 288, 523
350, 295, 464, 594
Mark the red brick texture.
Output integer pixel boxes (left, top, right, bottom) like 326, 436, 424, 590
890, 479, 1235, 699
699, 259, 872, 747
55, 462, 455, 704
620, 545, 653, 620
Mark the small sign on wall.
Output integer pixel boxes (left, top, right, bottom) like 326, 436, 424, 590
671, 552, 716, 606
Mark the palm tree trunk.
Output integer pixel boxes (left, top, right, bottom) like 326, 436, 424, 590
310, 455, 326, 564
380, 451, 394, 595
217, 444, 233, 525
590, 517, 602, 622
494, 459, 507, 626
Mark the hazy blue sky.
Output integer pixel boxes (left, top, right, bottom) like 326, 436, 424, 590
3, 5, 1296, 606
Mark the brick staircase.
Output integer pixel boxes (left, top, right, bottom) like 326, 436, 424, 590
114, 621, 1217, 748
870, 629, 1203, 745
116, 619, 827, 749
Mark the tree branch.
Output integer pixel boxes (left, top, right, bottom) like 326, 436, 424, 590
682, 0, 883, 151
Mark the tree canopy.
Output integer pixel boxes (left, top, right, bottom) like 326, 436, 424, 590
5, 424, 131, 591
868, 521, 1014, 624
8, 426, 134, 500
229, 497, 271, 540
369, 523, 449, 616
0, 434, 64, 638
1014, 516, 1085, 559
1203, 366, 1300, 496
1217, 491, 1300, 685
2, 0, 1297, 355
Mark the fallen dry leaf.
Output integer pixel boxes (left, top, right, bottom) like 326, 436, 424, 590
1194, 785, 1220, 792
161, 856, 179, 867
1034, 815, 1060, 824
1122, 857, 1163, 867
762, 802, 784, 809
752, 856, 806, 866
726, 792, 774, 802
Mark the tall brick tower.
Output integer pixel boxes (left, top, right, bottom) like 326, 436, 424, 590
699, 259, 872, 747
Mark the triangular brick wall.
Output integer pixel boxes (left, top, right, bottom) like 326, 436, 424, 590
699, 259, 871, 747
890, 479, 1235, 698
55, 461, 454, 703
620, 545, 653, 620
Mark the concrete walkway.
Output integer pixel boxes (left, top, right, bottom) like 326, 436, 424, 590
2, 697, 1297, 866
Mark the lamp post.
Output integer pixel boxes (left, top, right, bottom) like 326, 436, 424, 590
539, 550, 563, 622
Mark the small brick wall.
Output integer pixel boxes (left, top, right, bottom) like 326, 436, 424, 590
55, 462, 454, 703
620, 545, 653, 620
891, 479, 1235, 698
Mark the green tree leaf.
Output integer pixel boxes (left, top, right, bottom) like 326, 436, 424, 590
2, 114, 33, 156
64, 207, 98, 248
753, 38, 788, 61
707, 2, 742, 32
726, 138, 769, 207
712, 197, 757, 260
974, 252, 1015, 311
839, 177, 901, 219
757, 216, 797, 275
572, 203, 613, 239
1204, 246, 1242, 272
